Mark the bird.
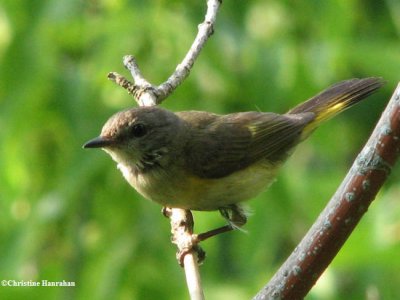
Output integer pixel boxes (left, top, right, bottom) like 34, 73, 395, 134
84, 77, 383, 240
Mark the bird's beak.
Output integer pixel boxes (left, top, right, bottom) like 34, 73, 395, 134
83, 136, 115, 149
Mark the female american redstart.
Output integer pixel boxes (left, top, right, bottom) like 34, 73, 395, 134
84, 78, 383, 238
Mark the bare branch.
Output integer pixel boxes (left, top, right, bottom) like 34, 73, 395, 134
123, 55, 152, 87
156, 0, 221, 102
183, 254, 205, 300
254, 83, 400, 300
109, 0, 222, 106
107, 72, 137, 96
164, 208, 205, 300
107, 1, 222, 298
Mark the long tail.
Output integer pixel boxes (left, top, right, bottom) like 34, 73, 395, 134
288, 77, 384, 137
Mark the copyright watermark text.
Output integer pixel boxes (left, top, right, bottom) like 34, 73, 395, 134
2, 280, 75, 287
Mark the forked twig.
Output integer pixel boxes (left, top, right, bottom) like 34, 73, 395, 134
109, 1, 222, 299
109, 0, 221, 107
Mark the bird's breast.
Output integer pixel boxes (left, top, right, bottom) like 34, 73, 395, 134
125, 160, 281, 211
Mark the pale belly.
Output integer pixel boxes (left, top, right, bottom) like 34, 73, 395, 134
120, 161, 280, 211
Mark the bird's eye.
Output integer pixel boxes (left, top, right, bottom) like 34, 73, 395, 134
130, 123, 147, 138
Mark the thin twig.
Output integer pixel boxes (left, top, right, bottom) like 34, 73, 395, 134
108, 0, 221, 107
183, 253, 205, 300
254, 83, 400, 299
108, 1, 222, 298
107, 72, 137, 96
164, 208, 205, 300
156, 0, 221, 102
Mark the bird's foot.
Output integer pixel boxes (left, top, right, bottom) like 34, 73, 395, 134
162, 207, 206, 266
162, 205, 247, 266
176, 242, 206, 267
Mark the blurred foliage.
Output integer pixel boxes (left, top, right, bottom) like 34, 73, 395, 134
0, 0, 399, 299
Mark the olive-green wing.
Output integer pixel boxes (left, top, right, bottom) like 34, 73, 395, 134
179, 111, 314, 179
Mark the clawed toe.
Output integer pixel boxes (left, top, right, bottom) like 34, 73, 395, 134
177, 243, 206, 267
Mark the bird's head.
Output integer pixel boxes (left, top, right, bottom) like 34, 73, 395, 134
83, 106, 183, 170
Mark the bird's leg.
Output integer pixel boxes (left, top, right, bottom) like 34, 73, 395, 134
195, 224, 233, 241
163, 205, 247, 266
196, 204, 248, 242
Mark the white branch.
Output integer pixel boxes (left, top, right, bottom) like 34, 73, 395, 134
156, 0, 221, 102
108, 1, 222, 299
165, 208, 205, 300
108, 0, 222, 106
184, 253, 205, 300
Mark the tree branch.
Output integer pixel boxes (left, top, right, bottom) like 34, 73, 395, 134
108, 0, 222, 107
164, 208, 205, 300
108, 1, 222, 299
254, 83, 400, 299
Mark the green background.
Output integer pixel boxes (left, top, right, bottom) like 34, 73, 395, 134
1, 0, 399, 299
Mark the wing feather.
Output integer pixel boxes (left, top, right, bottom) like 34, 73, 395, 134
179, 111, 314, 178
